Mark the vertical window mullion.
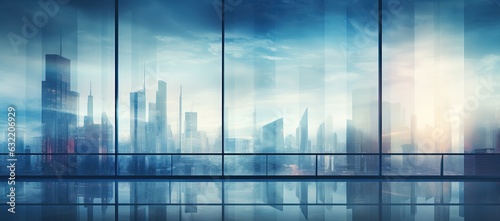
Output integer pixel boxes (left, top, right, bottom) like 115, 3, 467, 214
222, 0, 225, 177
114, 0, 119, 220
378, 0, 383, 177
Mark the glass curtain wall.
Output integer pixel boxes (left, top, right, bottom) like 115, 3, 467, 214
224, 0, 379, 176
1, 0, 500, 179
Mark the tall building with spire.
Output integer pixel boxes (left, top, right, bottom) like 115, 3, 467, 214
147, 102, 157, 154
76, 82, 114, 176
85, 82, 94, 126
130, 69, 147, 155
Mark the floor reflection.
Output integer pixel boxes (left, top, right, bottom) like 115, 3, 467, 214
1, 180, 499, 221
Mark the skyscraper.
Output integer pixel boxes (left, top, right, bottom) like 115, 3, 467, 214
351, 88, 378, 153
297, 109, 308, 153
346, 89, 381, 221
185, 112, 198, 137
296, 109, 309, 218
41, 54, 79, 175
156, 80, 168, 152
147, 102, 157, 154
296, 108, 312, 172
84, 82, 94, 126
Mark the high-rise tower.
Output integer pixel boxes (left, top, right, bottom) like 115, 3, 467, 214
41, 54, 79, 175
85, 82, 94, 126
41, 54, 79, 221
178, 86, 182, 152
156, 80, 167, 152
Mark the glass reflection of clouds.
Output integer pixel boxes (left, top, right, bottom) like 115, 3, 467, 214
1, 0, 500, 220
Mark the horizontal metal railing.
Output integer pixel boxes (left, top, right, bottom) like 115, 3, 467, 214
1, 153, 499, 178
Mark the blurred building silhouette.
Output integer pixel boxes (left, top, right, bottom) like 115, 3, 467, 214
80, 182, 114, 221
75, 116, 113, 175
316, 116, 336, 174
260, 118, 284, 154
42, 54, 79, 176
84, 82, 94, 126
39, 58, 76, 206
156, 80, 168, 153
183, 112, 200, 153
76, 85, 113, 175
461, 182, 500, 221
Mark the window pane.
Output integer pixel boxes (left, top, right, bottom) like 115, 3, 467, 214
224, 0, 379, 176
382, 0, 500, 176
